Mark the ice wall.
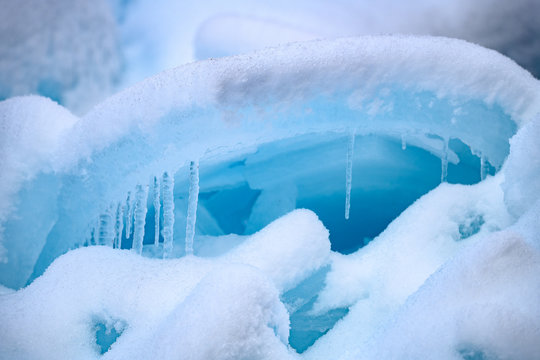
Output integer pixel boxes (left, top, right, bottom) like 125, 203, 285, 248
0, 36, 539, 290
1, 35, 540, 359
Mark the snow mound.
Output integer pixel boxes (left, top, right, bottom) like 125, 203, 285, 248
0, 209, 328, 359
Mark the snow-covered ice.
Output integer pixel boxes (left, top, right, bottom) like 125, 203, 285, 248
0, 35, 539, 359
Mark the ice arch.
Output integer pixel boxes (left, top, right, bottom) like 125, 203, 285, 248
1, 36, 539, 289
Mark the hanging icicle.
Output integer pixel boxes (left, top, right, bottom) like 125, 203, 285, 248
345, 131, 355, 220
185, 160, 200, 256
125, 192, 133, 241
132, 184, 149, 254
162, 171, 175, 258
114, 202, 124, 249
441, 137, 449, 183
401, 134, 407, 150
153, 176, 161, 247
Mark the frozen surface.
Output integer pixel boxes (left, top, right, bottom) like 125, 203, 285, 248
0, 35, 540, 359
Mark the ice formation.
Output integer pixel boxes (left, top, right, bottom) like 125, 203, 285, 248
1, 36, 540, 359
344, 131, 355, 220
185, 160, 200, 256
161, 172, 175, 258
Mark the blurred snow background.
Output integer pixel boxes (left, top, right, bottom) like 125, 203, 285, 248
1, 0, 539, 114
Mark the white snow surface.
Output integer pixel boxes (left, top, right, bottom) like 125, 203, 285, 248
0, 209, 328, 359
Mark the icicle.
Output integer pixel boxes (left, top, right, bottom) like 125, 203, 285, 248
153, 176, 161, 247
401, 134, 407, 150
132, 184, 149, 254
441, 138, 449, 183
98, 208, 114, 246
480, 155, 488, 181
125, 192, 133, 240
345, 131, 355, 220
114, 202, 124, 249
185, 160, 200, 256
162, 171, 175, 258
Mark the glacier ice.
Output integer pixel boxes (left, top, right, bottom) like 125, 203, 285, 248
0, 35, 540, 359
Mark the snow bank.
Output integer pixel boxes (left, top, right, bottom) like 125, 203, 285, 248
0, 209, 328, 359
304, 175, 511, 359
502, 114, 540, 219
358, 204, 540, 360
0, 96, 78, 270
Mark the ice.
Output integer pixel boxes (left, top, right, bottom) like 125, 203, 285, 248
0, 35, 540, 359
1, 35, 538, 287
125, 192, 133, 241
161, 172, 175, 258
185, 161, 200, 256
441, 137, 449, 182
132, 185, 149, 254
344, 131, 355, 220
153, 177, 161, 247
114, 203, 124, 249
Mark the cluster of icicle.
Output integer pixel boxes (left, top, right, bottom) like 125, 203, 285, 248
86, 161, 200, 258
87, 132, 490, 258
345, 132, 489, 221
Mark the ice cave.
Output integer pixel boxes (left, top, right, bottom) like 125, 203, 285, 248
1, 2, 540, 360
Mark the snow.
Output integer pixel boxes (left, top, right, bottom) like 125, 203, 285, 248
359, 203, 540, 360
502, 116, 540, 219
304, 175, 512, 359
0, 33, 540, 359
0, 209, 328, 359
